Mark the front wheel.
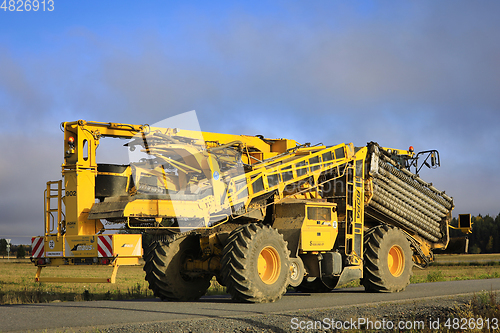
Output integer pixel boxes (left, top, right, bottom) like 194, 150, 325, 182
221, 224, 290, 303
143, 234, 212, 301
362, 225, 413, 292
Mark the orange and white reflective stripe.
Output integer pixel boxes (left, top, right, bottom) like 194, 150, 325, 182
98, 235, 113, 257
31, 237, 45, 258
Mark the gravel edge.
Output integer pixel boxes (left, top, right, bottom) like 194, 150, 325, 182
40, 292, 498, 333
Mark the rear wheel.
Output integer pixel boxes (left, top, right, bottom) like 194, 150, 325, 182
143, 234, 212, 301
362, 225, 413, 292
221, 224, 290, 303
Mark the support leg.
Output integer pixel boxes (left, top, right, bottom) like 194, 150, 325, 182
35, 266, 43, 282
109, 262, 120, 283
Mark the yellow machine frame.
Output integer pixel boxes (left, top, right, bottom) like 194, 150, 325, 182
33, 120, 450, 286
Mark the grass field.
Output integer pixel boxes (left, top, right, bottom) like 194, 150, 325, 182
0, 258, 225, 305
433, 253, 500, 264
1, 254, 499, 305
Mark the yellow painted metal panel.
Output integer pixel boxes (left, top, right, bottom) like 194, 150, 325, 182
44, 235, 64, 257
115, 257, 140, 265
112, 234, 142, 257
64, 235, 99, 257
301, 225, 338, 251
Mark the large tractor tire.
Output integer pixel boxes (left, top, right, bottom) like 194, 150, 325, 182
221, 223, 290, 303
362, 225, 413, 292
143, 234, 212, 301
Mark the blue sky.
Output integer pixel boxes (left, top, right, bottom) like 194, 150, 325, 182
1, 1, 499, 244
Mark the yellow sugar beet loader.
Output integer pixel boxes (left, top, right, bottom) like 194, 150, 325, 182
32, 119, 464, 302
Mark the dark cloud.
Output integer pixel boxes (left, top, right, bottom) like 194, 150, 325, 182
0, 49, 53, 130
0, 133, 61, 243
1, 1, 499, 243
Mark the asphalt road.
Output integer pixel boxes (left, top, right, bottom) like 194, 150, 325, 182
2, 278, 500, 332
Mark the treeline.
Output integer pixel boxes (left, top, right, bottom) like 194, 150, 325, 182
449, 213, 500, 254
0, 240, 30, 258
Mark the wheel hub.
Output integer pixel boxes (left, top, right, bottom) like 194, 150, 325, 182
258, 246, 281, 284
290, 262, 299, 280
388, 245, 404, 277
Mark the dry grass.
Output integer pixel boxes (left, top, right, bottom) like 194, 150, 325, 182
1, 254, 499, 305
0, 259, 226, 305
412, 253, 500, 284
434, 253, 500, 265
0, 259, 154, 304
412, 265, 500, 283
